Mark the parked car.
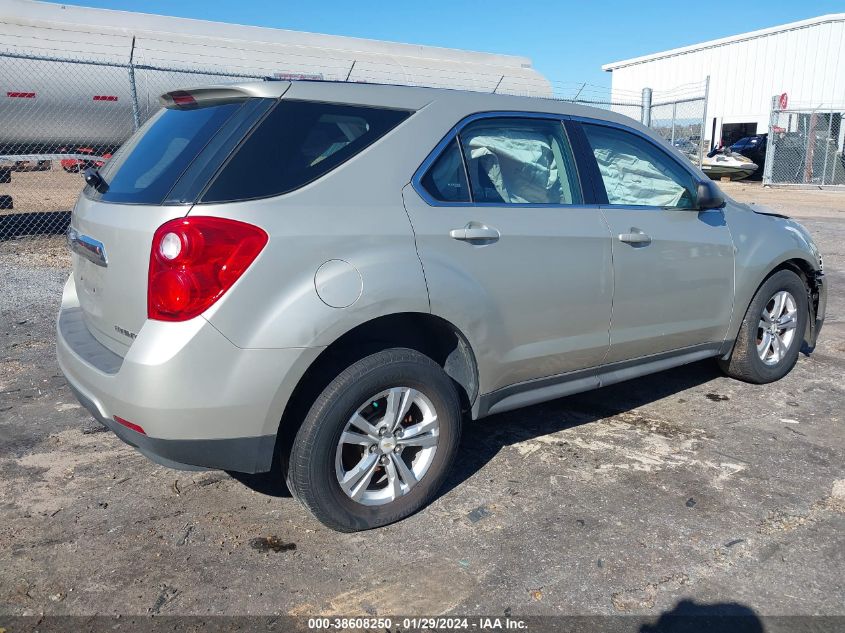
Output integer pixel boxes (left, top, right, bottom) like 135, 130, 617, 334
730, 134, 767, 179
57, 81, 826, 531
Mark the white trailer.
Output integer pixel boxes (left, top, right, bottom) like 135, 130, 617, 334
0, 0, 550, 159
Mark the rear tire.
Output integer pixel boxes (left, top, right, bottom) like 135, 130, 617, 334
288, 348, 462, 532
719, 269, 808, 384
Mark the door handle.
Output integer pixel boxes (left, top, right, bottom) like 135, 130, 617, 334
618, 230, 652, 246
450, 223, 500, 243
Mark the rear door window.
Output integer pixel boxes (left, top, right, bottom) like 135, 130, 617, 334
457, 117, 581, 205
420, 139, 470, 202
200, 101, 411, 202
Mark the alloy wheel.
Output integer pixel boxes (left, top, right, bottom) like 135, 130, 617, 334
757, 290, 798, 366
335, 387, 439, 506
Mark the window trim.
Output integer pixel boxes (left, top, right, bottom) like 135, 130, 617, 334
411, 111, 585, 208
568, 115, 705, 211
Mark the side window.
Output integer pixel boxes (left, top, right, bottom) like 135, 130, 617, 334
458, 118, 581, 205
420, 139, 470, 202
581, 123, 696, 208
201, 101, 411, 202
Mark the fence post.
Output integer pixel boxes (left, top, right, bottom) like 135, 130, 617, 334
699, 75, 710, 168
127, 37, 141, 130
821, 113, 833, 186
762, 95, 778, 185
670, 101, 677, 145
804, 109, 820, 184
641, 87, 652, 127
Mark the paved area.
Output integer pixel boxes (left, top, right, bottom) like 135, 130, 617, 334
0, 185, 843, 619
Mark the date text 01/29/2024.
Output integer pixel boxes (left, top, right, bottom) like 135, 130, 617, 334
307, 617, 528, 630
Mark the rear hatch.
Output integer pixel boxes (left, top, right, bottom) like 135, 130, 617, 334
69, 86, 283, 356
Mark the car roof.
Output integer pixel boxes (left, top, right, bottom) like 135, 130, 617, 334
179, 79, 652, 135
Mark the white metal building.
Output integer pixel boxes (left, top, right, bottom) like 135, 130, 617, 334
603, 14, 845, 147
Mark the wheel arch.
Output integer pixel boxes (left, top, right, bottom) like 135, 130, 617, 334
272, 312, 479, 461
767, 257, 824, 350
725, 255, 822, 358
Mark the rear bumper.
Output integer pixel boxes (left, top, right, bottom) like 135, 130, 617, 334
56, 276, 321, 473
66, 381, 274, 472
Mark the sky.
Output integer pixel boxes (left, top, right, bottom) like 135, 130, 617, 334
54, 0, 845, 95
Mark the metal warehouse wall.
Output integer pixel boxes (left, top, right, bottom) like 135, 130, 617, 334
604, 15, 845, 143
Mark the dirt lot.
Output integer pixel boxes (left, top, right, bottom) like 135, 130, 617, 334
0, 165, 84, 214
0, 184, 843, 623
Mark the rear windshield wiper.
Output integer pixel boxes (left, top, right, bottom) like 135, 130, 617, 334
83, 166, 109, 194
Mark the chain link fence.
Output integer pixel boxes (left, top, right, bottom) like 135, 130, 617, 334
1, 50, 270, 240
763, 100, 845, 187
647, 97, 708, 167
562, 98, 643, 125
0, 49, 706, 242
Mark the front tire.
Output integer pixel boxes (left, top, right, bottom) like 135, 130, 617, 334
288, 348, 462, 532
719, 269, 808, 384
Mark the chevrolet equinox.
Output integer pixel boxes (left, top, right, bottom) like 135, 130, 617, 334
57, 81, 827, 531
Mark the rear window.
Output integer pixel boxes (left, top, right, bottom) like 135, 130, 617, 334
88, 102, 243, 204
200, 101, 411, 202
85, 98, 411, 205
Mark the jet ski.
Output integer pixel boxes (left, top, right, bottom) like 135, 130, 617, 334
701, 147, 758, 181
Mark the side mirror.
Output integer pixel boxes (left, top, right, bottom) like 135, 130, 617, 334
696, 180, 725, 210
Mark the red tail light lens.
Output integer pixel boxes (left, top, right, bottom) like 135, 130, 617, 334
148, 217, 268, 321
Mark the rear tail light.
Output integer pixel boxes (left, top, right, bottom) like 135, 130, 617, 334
148, 217, 268, 321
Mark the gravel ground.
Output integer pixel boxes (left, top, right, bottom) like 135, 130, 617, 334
0, 185, 843, 622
